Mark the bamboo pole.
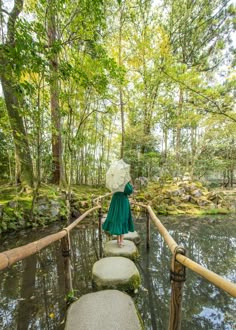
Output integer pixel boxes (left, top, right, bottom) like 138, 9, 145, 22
146, 208, 150, 249
176, 253, 236, 298
168, 247, 186, 330
61, 232, 73, 296
0, 206, 100, 271
98, 207, 103, 258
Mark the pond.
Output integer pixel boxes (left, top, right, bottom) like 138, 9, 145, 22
0, 213, 235, 329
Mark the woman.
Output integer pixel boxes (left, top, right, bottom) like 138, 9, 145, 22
102, 181, 134, 247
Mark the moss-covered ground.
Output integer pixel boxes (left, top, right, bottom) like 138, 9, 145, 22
0, 180, 234, 234
0, 183, 108, 234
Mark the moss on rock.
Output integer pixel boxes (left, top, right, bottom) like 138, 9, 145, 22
136, 179, 231, 215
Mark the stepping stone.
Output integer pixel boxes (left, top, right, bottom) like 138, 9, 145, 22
112, 231, 141, 245
92, 256, 141, 292
65, 290, 143, 330
104, 240, 139, 260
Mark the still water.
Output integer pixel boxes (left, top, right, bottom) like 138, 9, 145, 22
0, 214, 235, 329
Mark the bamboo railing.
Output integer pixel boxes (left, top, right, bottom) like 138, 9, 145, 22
0, 206, 100, 271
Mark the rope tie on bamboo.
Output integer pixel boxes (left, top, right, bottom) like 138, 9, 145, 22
62, 228, 71, 257
170, 246, 186, 283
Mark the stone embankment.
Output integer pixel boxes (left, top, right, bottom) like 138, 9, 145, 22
136, 176, 231, 215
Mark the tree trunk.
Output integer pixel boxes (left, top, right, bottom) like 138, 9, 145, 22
176, 87, 183, 166
47, 1, 65, 186
118, 3, 125, 159
0, 0, 34, 187
1, 64, 34, 187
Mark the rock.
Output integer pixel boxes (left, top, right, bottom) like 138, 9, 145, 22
197, 198, 211, 207
65, 290, 143, 330
182, 172, 191, 181
191, 189, 203, 198
49, 200, 60, 217
104, 240, 139, 260
180, 195, 190, 202
170, 189, 181, 196
71, 208, 80, 219
112, 231, 141, 245
135, 177, 148, 188
189, 196, 198, 204
8, 201, 18, 208
37, 204, 49, 213
92, 257, 141, 291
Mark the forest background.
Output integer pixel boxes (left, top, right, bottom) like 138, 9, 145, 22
0, 0, 235, 201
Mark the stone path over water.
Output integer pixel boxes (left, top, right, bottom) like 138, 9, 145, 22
65, 231, 144, 330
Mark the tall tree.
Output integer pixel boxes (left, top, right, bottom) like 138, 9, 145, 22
46, 0, 65, 186
0, 0, 34, 187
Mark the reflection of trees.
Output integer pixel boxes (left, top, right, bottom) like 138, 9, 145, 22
70, 225, 99, 296
35, 243, 67, 329
17, 255, 37, 330
0, 262, 23, 328
55, 241, 66, 325
135, 221, 170, 329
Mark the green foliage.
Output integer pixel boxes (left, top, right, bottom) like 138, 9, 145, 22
65, 290, 78, 305
0, 0, 235, 193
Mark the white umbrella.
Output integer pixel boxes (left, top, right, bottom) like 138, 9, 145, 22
106, 159, 131, 193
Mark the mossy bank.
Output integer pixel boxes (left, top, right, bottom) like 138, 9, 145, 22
135, 177, 233, 215
0, 183, 107, 234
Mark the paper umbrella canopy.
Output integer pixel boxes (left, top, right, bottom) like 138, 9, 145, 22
106, 159, 131, 193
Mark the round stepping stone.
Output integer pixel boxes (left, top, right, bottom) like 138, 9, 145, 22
65, 290, 143, 330
92, 256, 141, 292
104, 240, 139, 260
112, 231, 141, 245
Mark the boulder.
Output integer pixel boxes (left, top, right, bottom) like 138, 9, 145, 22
92, 256, 141, 291
65, 290, 143, 330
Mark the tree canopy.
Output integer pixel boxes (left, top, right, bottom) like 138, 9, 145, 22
0, 0, 235, 188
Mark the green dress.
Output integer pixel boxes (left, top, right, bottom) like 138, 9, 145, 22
102, 182, 134, 235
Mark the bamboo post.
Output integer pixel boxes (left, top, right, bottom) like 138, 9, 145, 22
98, 206, 103, 258
168, 246, 186, 330
61, 232, 73, 300
146, 208, 150, 249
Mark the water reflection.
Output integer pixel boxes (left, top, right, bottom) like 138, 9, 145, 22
135, 215, 236, 330
0, 215, 235, 329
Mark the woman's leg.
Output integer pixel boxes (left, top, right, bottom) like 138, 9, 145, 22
120, 234, 124, 245
117, 235, 121, 245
